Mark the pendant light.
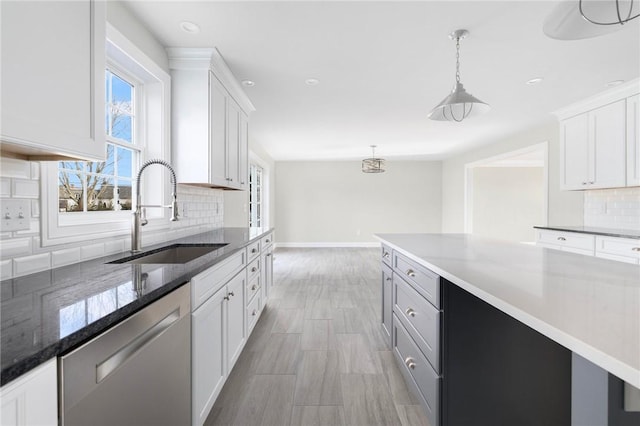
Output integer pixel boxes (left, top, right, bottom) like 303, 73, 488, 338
543, 0, 639, 40
428, 29, 490, 123
362, 145, 385, 173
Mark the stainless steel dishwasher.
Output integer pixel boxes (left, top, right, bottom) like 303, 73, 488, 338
60, 283, 191, 426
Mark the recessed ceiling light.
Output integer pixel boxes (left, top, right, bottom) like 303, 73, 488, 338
180, 21, 200, 34
526, 77, 544, 85
606, 79, 625, 87
241, 80, 255, 87
305, 78, 320, 86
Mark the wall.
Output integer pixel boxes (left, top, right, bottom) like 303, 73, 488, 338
106, 1, 170, 74
274, 161, 442, 245
584, 187, 640, 231
472, 167, 545, 242
442, 119, 584, 233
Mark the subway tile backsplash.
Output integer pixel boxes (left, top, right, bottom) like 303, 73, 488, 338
0, 158, 224, 279
584, 187, 640, 231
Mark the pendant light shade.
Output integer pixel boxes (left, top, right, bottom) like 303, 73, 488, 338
362, 145, 385, 173
428, 29, 489, 123
543, 0, 639, 40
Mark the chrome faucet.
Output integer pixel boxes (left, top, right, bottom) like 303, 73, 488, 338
132, 159, 178, 252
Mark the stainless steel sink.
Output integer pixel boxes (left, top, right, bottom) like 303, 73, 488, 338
108, 244, 228, 265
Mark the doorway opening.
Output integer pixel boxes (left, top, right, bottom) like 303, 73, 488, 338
464, 142, 548, 243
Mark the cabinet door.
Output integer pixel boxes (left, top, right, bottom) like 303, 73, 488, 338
627, 94, 640, 187
264, 248, 274, 301
561, 113, 590, 190
1, 359, 57, 426
209, 72, 228, 186
591, 100, 626, 189
226, 100, 240, 188
0, 0, 105, 161
192, 288, 226, 426
381, 264, 393, 347
226, 272, 246, 372
238, 113, 249, 190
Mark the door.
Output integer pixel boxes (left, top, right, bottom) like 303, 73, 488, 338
627, 94, 640, 186
226, 100, 240, 188
561, 113, 590, 190
192, 287, 226, 426
226, 272, 246, 372
238, 113, 249, 190
209, 72, 227, 186
381, 264, 393, 346
591, 100, 626, 189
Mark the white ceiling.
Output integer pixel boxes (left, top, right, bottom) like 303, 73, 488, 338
122, 1, 640, 161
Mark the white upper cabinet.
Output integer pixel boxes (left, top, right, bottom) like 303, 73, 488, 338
168, 48, 254, 190
556, 79, 639, 190
627, 94, 640, 186
0, 0, 106, 161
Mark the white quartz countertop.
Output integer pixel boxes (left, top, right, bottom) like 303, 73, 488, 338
375, 233, 640, 389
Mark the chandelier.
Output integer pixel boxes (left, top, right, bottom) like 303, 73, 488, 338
362, 145, 385, 173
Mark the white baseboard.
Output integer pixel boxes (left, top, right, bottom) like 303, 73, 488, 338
274, 242, 381, 248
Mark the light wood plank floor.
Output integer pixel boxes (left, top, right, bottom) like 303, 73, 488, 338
205, 248, 431, 426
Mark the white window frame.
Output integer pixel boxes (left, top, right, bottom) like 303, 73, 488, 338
41, 23, 171, 247
248, 151, 270, 228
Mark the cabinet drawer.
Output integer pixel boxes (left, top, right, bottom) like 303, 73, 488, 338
247, 293, 262, 333
246, 273, 260, 305
536, 230, 595, 252
381, 244, 392, 267
393, 252, 440, 309
247, 257, 260, 281
247, 240, 261, 261
393, 314, 440, 426
261, 232, 274, 249
595, 236, 640, 264
192, 250, 246, 310
393, 274, 440, 373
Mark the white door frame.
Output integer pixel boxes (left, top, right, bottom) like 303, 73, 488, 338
463, 142, 549, 234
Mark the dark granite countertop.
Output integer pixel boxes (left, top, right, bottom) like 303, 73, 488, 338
533, 225, 640, 240
0, 227, 272, 386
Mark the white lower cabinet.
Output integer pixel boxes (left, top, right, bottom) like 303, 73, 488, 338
595, 236, 640, 264
536, 229, 640, 263
191, 234, 273, 426
0, 359, 57, 426
192, 287, 226, 426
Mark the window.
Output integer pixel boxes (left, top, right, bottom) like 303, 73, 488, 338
58, 70, 138, 214
41, 23, 171, 246
249, 163, 263, 227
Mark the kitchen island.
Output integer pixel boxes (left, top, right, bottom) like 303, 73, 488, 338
376, 233, 640, 425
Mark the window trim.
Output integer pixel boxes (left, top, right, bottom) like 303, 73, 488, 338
41, 23, 171, 247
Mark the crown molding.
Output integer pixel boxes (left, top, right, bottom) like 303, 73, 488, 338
166, 47, 255, 115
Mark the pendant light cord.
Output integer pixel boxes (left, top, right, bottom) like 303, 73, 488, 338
455, 36, 461, 84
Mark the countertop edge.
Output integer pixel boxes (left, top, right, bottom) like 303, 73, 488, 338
375, 234, 640, 389
533, 226, 640, 240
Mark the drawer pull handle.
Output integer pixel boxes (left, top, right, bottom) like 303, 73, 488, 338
404, 357, 416, 370
406, 269, 416, 278
386, 277, 392, 281
251, 267, 258, 273
252, 310, 257, 316
266, 239, 270, 243
557, 237, 566, 241
251, 248, 258, 254
632, 247, 640, 252
251, 285, 257, 291
405, 308, 416, 317
383, 252, 390, 259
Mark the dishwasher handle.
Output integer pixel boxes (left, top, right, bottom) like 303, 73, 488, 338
96, 309, 180, 382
